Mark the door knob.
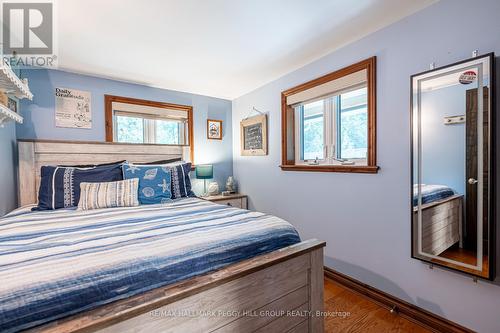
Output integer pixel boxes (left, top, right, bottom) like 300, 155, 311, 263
468, 178, 478, 185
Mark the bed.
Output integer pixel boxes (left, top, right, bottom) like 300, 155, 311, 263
8, 140, 325, 333
413, 184, 463, 256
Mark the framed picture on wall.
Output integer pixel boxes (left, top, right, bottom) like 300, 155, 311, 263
207, 119, 222, 140
55, 87, 92, 129
7, 97, 17, 113
240, 114, 267, 156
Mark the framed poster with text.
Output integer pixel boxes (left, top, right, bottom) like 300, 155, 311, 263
55, 87, 91, 128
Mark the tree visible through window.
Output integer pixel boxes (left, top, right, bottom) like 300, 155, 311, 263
116, 115, 143, 143
115, 116, 182, 144
339, 88, 368, 159
156, 120, 180, 144
297, 87, 367, 163
106, 95, 194, 163
281, 56, 377, 172
302, 100, 324, 160
114, 112, 186, 145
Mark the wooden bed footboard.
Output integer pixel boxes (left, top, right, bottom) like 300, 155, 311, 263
29, 239, 325, 333
413, 195, 463, 255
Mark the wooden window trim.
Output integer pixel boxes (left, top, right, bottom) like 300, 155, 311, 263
280, 56, 378, 173
105, 95, 194, 164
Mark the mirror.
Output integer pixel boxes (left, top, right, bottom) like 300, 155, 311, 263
411, 53, 495, 279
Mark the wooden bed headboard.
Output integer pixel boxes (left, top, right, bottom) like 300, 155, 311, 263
17, 139, 189, 206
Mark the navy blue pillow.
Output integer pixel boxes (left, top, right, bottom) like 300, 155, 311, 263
34, 163, 124, 211
168, 162, 196, 199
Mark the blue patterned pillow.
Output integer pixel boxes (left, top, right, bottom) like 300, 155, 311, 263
34, 163, 124, 211
167, 162, 195, 199
122, 163, 172, 204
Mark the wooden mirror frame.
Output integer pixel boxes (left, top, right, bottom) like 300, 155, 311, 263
104, 95, 194, 164
280, 57, 378, 173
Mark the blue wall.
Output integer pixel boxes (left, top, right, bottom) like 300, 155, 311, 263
231, 0, 500, 331
17, 69, 233, 195
0, 122, 17, 215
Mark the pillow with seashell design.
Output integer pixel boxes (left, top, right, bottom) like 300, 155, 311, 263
122, 163, 172, 205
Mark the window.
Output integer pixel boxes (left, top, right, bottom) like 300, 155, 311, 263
339, 87, 368, 159
281, 57, 377, 173
301, 100, 324, 160
114, 115, 183, 145
105, 95, 193, 162
115, 115, 144, 143
296, 87, 367, 163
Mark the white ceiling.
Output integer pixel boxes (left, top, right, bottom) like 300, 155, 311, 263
57, 0, 436, 99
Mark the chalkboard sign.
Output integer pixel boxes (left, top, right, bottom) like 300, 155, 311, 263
240, 114, 267, 156
243, 123, 263, 150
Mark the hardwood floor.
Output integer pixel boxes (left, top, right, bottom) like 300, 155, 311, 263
432, 245, 489, 278
323, 278, 431, 333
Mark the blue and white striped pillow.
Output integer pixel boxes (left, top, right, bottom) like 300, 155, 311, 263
77, 178, 139, 210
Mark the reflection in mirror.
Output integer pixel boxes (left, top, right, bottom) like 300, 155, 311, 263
411, 53, 495, 279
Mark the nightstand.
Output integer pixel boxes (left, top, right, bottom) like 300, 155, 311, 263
204, 193, 248, 209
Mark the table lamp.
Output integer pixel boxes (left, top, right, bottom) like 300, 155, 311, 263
195, 164, 213, 197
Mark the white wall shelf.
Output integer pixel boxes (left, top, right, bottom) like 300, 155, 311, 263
0, 103, 23, 127
0, 61, 32, 126
0, 62, 33, 100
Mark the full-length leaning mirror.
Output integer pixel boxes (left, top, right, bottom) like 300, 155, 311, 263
411, 53, 495, 279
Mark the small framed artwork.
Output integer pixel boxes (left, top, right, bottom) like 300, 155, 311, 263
7, 97, 17, 113
240, 114, 267, 156
207, 119, 223, 140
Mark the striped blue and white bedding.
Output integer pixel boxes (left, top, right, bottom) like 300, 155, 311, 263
0, 198, 300, 332
413, 184, 455, 206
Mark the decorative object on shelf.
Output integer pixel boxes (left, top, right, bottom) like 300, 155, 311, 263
7, 97, 17, 113
225, 176, 236, 193
207, 182, 219, 196
55, 87, 92, 129
240, 113, 267, 156
207, 119, 222, 140
0, 92, 8, 106
195, 164, 213, 197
